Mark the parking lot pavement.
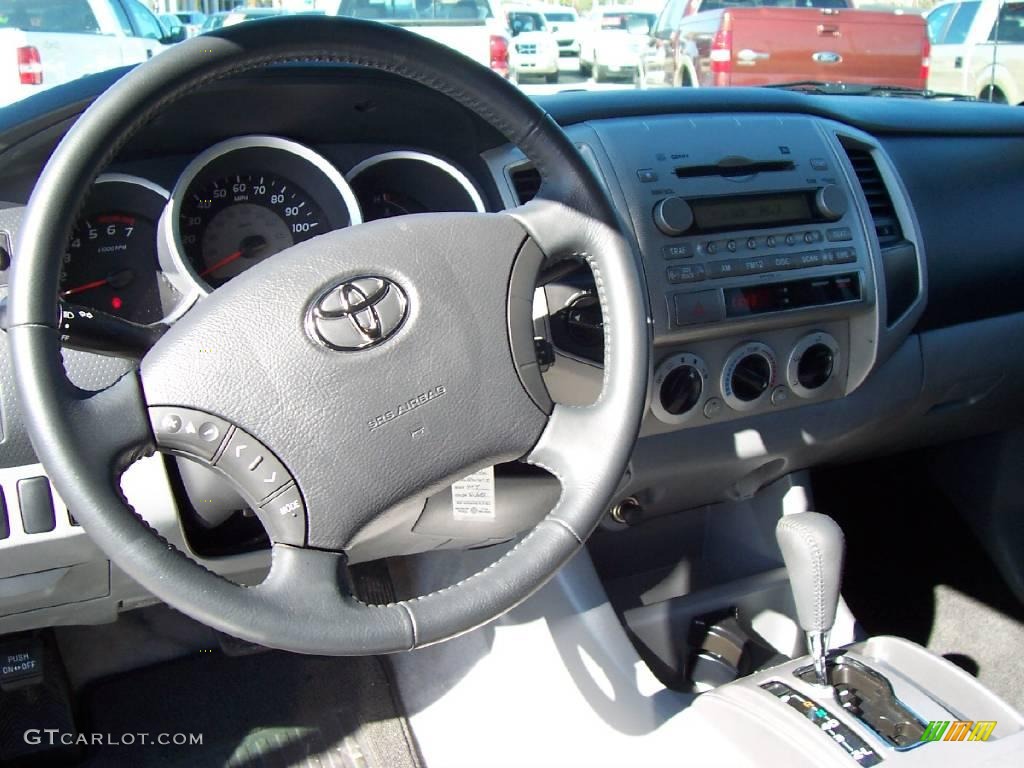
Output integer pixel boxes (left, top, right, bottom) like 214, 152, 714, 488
517, 57, 638, 96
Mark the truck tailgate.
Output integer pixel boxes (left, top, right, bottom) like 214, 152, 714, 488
727, 9, 927, 88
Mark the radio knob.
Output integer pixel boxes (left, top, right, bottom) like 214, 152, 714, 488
653, 197, 694, 236
814, 185, 848, 221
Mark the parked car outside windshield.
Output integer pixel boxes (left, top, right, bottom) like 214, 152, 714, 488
1, 0, 1022, 106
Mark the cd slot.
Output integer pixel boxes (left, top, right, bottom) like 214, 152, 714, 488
674, 160, 796, 179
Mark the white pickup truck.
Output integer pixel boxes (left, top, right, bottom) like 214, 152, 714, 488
335, 0, 513, 79
0, 0, 184, 109
928, 0, 1024, 103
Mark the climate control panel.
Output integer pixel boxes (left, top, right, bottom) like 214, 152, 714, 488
648, 326, 847, 432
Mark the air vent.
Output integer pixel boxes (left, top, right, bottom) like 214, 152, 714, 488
841, 144, 903, 246
509, 165, 541, 204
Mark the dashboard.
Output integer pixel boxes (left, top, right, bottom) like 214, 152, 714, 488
1, 66, 1024, 633
58, 135, 487, 326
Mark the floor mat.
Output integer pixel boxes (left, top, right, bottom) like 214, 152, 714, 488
814, 455, 1024, 712
81, 650, 421, 768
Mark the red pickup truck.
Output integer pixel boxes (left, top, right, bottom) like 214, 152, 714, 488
645, 0, 930, 90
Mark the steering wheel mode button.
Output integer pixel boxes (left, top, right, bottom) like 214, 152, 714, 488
216, 429, 290, 503
258, 483, 306, 546
149, 407, 231, 462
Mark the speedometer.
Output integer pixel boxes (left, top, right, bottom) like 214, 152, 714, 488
166, 136, 362, 293
179, 173, 328, 287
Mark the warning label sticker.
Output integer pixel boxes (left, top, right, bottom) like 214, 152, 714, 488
451, 466, 496, 522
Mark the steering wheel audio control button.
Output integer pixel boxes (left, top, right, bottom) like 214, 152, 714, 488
149, 407, 231, 461
258, 483, 306, 545
216, 429, 290, 502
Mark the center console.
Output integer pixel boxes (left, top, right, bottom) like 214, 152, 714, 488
700, 635, 1024, 767
498, 114, 926, 439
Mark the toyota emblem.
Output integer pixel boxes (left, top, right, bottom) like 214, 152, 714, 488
307, 276, 408, 351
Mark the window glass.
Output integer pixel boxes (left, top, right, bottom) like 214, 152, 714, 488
927, 3, 955, 43
337, 0, 493, 22
124, 0, 164, 39
990, 1, 1024, 43
700, 0, 848, 10
109, 0, 133, 36
600, 12, 655, 31
0, 0, 100, 34
509, 11, 545, 34
944, 1, 979, 45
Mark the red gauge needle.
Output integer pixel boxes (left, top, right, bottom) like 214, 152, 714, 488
61, 278, 110, 297
199, 249, 244, 277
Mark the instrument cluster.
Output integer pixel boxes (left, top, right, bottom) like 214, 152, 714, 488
59, 136, 487, 326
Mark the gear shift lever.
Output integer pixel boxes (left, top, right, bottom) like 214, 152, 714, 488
776, 512, 845, 686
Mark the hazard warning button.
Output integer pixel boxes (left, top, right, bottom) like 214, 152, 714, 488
672, 290, 726, 327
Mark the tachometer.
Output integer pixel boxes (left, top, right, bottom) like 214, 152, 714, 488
166, 136, 362, 293
60, 174, 178, 325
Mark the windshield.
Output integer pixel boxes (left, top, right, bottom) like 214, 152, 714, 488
0, 0, 1017, 108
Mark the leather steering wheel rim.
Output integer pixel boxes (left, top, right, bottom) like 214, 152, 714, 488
7, 17, 649, 655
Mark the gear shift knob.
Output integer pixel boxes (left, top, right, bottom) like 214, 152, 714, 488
776, 512, 845, 686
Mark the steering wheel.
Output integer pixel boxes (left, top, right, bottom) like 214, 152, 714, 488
7, 18, 648, 655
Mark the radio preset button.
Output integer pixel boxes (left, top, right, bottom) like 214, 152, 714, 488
746, 237, 758, 250
663, 243, 692, 260
705, 241, 719, 255
826, 227, 853, 242
667, 264, 706, 284
804, 231, 823, 244
725, 239, 737, 253
784, 233, 796, 246
766, 235, 777, 248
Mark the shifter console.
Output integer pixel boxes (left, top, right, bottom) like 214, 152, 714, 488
796, 656, 927, 749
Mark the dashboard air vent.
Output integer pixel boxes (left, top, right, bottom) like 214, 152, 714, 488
841, 145, 903, 246
510, 165, 541, 204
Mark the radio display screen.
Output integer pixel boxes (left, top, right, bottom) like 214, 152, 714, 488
691, 193, 812, 232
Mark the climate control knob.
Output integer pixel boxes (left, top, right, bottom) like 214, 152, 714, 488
814, 185, 848, 221
653, 197, 694, 236
722, 342, 777, 411
787, 332, 841, 398
652, 353, 709, 424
